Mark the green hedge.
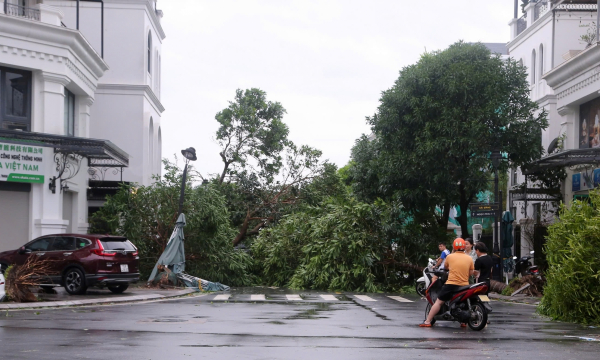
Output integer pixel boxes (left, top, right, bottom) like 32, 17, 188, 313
539, 189, 600, 324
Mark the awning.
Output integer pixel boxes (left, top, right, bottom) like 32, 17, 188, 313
522, 148, 600, 175
0, 129, 128, 167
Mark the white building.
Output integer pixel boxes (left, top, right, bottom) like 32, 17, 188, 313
0, 0, 164, 251
506, 0, 600, 254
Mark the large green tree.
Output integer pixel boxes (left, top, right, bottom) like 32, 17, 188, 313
351, 41, 547, 236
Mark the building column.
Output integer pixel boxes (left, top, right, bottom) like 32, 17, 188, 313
39, 72, 70, 135
558, 106, 576, 150
508, 18, 519, 40
78, 96, 94, 138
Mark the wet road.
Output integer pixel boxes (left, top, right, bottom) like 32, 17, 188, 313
1, 287, 599, 359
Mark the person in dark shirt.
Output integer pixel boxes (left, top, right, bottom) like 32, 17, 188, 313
474, 242, 493, 292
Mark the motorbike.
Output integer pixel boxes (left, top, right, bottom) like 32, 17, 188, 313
514, 250, 539, 277
416, 258, 436, 296
424, 270, 492, 331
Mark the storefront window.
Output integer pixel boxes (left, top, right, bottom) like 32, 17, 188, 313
0, 67, 32, 131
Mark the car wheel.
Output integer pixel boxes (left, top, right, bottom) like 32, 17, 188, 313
108, 284, 129, 294
63, 268, 87, 295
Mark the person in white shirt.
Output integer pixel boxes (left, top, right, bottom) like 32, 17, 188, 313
435, 242, 451, 270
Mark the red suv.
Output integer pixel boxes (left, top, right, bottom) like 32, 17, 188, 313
0, 234, 139, 295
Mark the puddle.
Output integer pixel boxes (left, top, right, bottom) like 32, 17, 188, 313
138, 317, 207, 324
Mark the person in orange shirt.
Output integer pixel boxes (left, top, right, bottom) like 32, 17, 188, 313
420, 237, 474, 327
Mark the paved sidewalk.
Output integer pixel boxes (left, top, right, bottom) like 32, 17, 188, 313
0, 287, 199, 310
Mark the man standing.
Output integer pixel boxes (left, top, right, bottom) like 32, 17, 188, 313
420, 238, 474, 327
435, 242, 451, 270
474, 242, 493, 291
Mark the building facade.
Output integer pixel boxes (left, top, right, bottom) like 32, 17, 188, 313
506, 0, 600, 254
0, 0, 164, 251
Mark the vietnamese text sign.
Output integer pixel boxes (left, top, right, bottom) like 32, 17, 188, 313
471, 211, 497, 218
470, 203, 499, 218
0, 142, 47, 184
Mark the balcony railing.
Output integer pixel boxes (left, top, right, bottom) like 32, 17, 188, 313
534, 1, 550, 22
4, 3, 40, 22
517, 16, 527, 36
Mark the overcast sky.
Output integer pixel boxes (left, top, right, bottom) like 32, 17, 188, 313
158, 0, 511, 178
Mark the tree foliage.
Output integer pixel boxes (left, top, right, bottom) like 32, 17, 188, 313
350, 42, 548, 236
90, 160, 254, 286
539, 189, 600, 325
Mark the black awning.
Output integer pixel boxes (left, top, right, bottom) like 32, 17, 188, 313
523, 148, 600, 175
0, 129, 129, 167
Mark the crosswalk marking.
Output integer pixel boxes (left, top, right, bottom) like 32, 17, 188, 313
320, 294, 338, 301
213, 294, 230, 300
286, 294, 303, 301
387, 295, 413, 303
354, 295, 376, 302
250, 294, 266, 301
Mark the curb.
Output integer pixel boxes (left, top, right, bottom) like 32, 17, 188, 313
489, 293, 541, 305
0, 288, 199, 310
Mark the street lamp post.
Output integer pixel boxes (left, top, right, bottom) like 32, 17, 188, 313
178, 147, 197, 216
490, 149, 503, 281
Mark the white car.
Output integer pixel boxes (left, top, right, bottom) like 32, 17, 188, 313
0, 272, 5, 302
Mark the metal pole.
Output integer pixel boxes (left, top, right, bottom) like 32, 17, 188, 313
597, 0, 599, 44
524, 175, 528, 218
514, 0, 518, 19
499, 189, 504, 281
101, 0, 104, 58
493, 169, 499, 255
76, 0, 80, 29
178, 161, 188, 216
4, 0, 7, 15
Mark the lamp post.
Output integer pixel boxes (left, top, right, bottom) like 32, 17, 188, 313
490, 149, 503, 281
178, 147, 197, 216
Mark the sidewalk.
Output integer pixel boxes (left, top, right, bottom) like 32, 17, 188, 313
489, 292, 541, 305
0, 286, 200, 310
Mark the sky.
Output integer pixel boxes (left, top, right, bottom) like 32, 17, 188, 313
158, 0, 511, 178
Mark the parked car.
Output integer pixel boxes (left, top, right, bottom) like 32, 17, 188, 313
0, 234, 139, 295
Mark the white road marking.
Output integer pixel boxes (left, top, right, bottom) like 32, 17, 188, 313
286, 294, 303, 301
251, 294, 266, 301
388, 295, 413, 303
354, 295, 376, 302
213, 294, 230, 300
320, 295, 338, 301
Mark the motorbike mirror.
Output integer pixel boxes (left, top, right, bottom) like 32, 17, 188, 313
530, 250, 535, 254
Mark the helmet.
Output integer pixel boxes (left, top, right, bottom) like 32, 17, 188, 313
453, 238, 466, 251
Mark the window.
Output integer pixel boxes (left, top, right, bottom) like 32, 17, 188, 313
26, 238, 53, 252
64, 88, 75, 137
531, 49, 536, 84
0, 67, 32, 131
147, 31, 152, 74
75, 238, 92, 249
512, 168, 518, 186
149, 117, 154, 170
52, 237, 77, 251
539, 44, 544, 77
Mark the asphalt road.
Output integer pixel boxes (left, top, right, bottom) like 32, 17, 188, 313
1, 287, 599, 359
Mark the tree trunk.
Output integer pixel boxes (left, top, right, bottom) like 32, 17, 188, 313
232, 213, 250, 246
440, 201, 451, 230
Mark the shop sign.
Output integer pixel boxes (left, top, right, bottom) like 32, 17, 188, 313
0, 142, 48, 184
470, 203, 499, 218
572, 173, 581, 192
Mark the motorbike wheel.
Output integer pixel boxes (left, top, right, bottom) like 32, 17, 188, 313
425, 303, 436, 326
467, 302, 488, 331
416, 281, 426, 297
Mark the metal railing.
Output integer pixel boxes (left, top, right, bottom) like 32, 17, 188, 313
4, 3, 40, 21
517, 16, 527, 36
533, 1, 550, 22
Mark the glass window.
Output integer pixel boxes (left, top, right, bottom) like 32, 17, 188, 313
100, 238, 136, 251
76, 238, 92, 249
27, 238, 54, 252
1, 67, 32, 131
51, 237, 77, 251
64, 89, 75, 136
147, 32, 152, 74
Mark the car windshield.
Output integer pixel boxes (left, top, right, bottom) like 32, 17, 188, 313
100, 238, 136, 251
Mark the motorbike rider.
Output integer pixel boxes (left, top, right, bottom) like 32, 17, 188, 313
419, 238, 474, 327
435, 242, 451, 270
